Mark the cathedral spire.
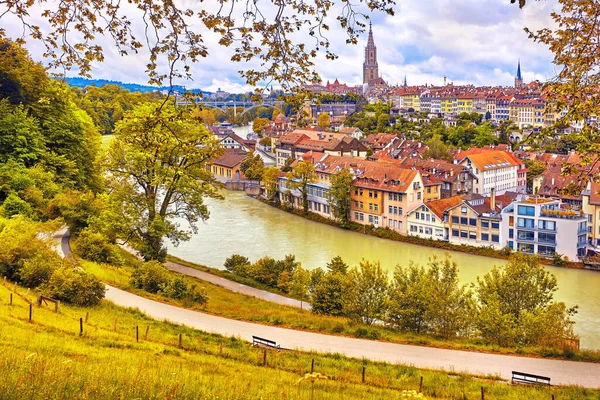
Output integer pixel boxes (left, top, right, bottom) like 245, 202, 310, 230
516, 59, 522, 80
514, 59, 523, 88
363, 21, 379, 84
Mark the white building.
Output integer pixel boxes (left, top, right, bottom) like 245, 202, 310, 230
458, 151, 520, 195
500, 198, 588, 261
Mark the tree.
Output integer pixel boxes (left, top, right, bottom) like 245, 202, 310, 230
344, 260, 388, 325
192, 108, 217, 126
376, 113, 391, 132
106, 101, 222, 261
240, 151, 265, 180
524, 159, 546, 191
422, 135, 453, 162
311, 258, 350, 316
262, 166, 281, 202
6, 1, 395, 91
388, 262, 429, 333
475, 253, 577, 346
328, 168, 353, 227
224, 254, 251, 277
472, 123, 498, 148
0, 100, 43, 167
289, 265, 312, 309
285, 161, 316, 214
317, 113, 331, 129
281, 157, 294, 173
252, 117, 271, 134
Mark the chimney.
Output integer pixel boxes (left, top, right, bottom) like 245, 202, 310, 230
490, 187, 496, 210
551, 177, 555, 186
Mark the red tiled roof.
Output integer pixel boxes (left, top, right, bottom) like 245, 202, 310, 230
211, 150, 247, 168
425, 195, 465, 219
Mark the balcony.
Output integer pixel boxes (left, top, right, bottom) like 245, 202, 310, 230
540, 209, 586, 220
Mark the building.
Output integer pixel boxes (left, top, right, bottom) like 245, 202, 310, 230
218, 133, 251, 152
501, 197, 587, 260
515, 60, 523, 89
397, 158, 477, 198
363, 23, 379, 84
582, 181, 600, 252
405, 195, 464, 241
209, 150, 247, 182
457, 150, 521, 195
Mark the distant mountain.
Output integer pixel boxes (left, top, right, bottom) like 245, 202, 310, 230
58, 77, 211, 95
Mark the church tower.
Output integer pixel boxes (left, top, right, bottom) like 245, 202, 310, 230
514, 60, 523, 89
363, 22, 379, 84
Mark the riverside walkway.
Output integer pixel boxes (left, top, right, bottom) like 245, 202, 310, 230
54, 228, 600, 388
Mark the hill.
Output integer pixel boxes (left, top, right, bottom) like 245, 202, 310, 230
57, 77, 210, 95
0, 281, 594, 399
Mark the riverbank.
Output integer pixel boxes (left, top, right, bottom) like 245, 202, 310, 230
4, 283, 598, 397
256, 197, 585, 270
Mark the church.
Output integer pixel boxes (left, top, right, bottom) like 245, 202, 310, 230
363, 23, 387, 88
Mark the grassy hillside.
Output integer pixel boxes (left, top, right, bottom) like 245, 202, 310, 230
0, 282, 597, 399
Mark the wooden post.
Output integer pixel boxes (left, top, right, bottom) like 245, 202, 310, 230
362, 366, 365, 383
419, 376, 423, 392
29, 303, 32, 322
13, 282, 17, 292
263, 349, 267, 366
79, 318, 83, 336
136, 326, 139, 342
311, 358, 314, 373
552, 396, 555, 400
179, 334, 182, 349
84, 311, 88, 322
481, 387, 484, 400
144, 326, 149, 340
55, 300, 60, 313
9, 293, 12, 305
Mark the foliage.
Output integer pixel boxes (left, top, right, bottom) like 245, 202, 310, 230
130, 261, 171, 294
240, 150, 265, 180
224, 254, 252, 277
422, 135, 452, 162
471, 123, 498, 148
72, 229, 124, 266
388, 262, 429, 333
259, 137, 272, 147
475, 253, 577, 346
317, 113, 331, 129
48, 190, 103, 235
2, 192, 31, 217
524, 159, 547, 192
285, 161, 317, 214
311, 257, 350, 316
252, 117, 271, 134
19, 247, 63, 288
106, 101, 223, 261
262, 166, 281, 202
289, 265, 312, 306
0, 100, 43, 166
281, 157, 294, 173
4, 0, 395, 90
192, 108, 217, 126
328, 169, 353, 227
344, 260, 389, 325
0, 216, 48, 281
40, 262, 105, 306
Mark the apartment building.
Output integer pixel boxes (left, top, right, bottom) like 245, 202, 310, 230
457, 150, 520, 195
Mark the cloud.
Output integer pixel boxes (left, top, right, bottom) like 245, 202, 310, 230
2, 0, 559, 90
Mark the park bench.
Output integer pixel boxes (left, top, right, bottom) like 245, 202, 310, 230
252, 335, 280, 350
511, 371, 551, 386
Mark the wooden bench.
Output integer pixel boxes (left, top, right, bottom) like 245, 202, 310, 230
511, 371, 551, 386
252, 335, 280, 350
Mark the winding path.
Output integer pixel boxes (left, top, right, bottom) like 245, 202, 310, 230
55, 229, 600, 388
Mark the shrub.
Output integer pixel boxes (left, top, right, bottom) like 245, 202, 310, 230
2, 193, 31, 217
73, 229, 123, 266
130, 261, 170, 293
332, 323, 345, 333
354, 327, 368, 338
40, 263, 105, 306
223, 254, 251, 277
19, 249, 62, 288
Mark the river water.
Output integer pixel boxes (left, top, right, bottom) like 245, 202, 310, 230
167, 191, 600, 350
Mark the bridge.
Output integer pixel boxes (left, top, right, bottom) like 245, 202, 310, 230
176, 98, 285, 113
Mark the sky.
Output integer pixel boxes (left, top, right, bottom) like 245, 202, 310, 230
4, 0, 559, 92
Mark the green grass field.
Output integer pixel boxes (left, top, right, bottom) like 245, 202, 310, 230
1, 282, 596, 399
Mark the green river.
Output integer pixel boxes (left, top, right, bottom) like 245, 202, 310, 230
168, 191, 600, 350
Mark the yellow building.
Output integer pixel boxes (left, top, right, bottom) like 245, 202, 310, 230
456, 96, 474, 114
351, 185, 384, 227
583, 181, 600, 251
210, 150, 246, 182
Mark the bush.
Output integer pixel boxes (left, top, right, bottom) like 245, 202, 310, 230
130, 261, 171, 293
73, 229, 123, 266
354, 327, 368, 338
19, 249, 62, 288
40, 263, 105, 306
2, 193, 31, 217
223, 254, 251, 277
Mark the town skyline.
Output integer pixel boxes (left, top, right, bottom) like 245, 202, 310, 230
4, 0, 559, 93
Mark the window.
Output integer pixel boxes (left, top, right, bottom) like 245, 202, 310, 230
517, 230, 535, 241
481, 220, 489, 228
540, 219, 558, 231
460, 231, 468, 238
415, 212, 420, 220
435, 229, 443, 237
398, 208, 403, 216
469, 232, 476, 240
538, 232, 556, 244
374, 192, 378, 199
518, 205, 535, 216
388, 193, 392, 200
452, 216, 459, 223
517, 242, 534, 253
374, 204, 379, 212
538, 245, 556, 256
410, 225, 418, 232
369, 191, 373, 198
517, 218, 534, 228
461, 207, 467, 213
368, 215, 374, 223
452, 229, 459, 237
354, 212, 359, 220
492, 234, 499, 243
469, 218, 477, 226
389, 206, 393, 214
426, 214, 431, 222
425, 227, 432, 235
509, 229, 514, 239
491, 222, 500, 229
369, 204, 373, 211
359, 213, 364, 221
419, 226, 424, 233
360, 201, 364, 209
460, 217, 468, 225
417, 192, 422, 200
359, 189, 363, 196
427, 187, 431, 194
481, 233, 489, 241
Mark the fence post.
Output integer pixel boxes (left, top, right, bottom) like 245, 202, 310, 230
144, 326, 149, 340
362, 366, 365, 383
263, 349, 267, 366
79, 318, 83, 336
55, 300, 60, 313
179, 334, 182, 349
9, 293, 12, 305
84, 311, 88, 322
311, 358, 314, 373
419, 376, 423, 392
136, 326, 139, 343
481, 387, 484, 400
29, 303, 32, 322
